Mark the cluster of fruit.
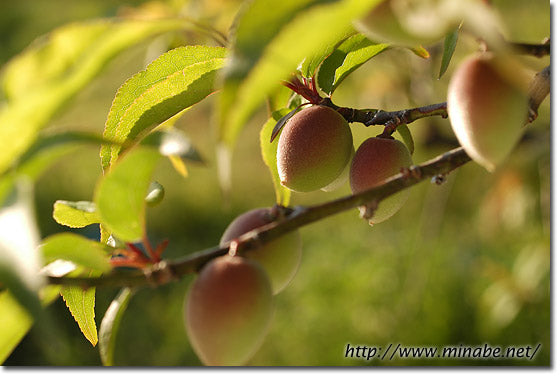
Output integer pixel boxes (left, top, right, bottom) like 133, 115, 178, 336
184, 207, 302, 365
182, 1, 529, 362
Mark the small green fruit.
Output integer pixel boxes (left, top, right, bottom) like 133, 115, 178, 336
220, 207, 302, 294
277, 105, 353, 192
350, 137, 413, 224
447, 54, 528, 171
184, 255, 273, 366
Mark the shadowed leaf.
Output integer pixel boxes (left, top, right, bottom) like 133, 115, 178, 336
261, 109, 292, 206
99, 288, 135, 366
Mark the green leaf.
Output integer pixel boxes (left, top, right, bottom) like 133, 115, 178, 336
61, 279, 99, 346
299, 33, 351, 79
317, 34, 390, 94
0, 132, 116, 204
218, 0, 382, 149
0, 287, 60, 364
438, 27, 460, 79
53, 200, 101, 229
99, 288, 135, 366
40, 233, 112, 273
260, 109, 292, 207
0, 290, 33, 364
100, 45, 226, 171
95, 147, 161, 242
396, 124, 414, 155
0, 18, 189, 176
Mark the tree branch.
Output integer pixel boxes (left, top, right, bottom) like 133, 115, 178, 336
47, 147, 471, 288
510, 39, 550, 58
45, 47, 551, 290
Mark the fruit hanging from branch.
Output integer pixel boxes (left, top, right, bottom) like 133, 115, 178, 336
349, 136, 413, 224
276, 105, 354, 193
447, 53, 529, 171
184, 255, 273, 366
220, 207, 302, 295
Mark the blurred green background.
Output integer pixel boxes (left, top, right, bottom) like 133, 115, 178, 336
2, 0, 550, 366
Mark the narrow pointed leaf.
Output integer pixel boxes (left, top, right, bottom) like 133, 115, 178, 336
95, 147, 161, 242
99, 288, 135, 366
317, 34, 390, 94
260, 109, 292, 206
270, 106, 303, 143
438, 27, 460, 79
100, 45, 226, 171
53, 201, 101, 229
40, 233, 111, 273
61, 280, 99, 346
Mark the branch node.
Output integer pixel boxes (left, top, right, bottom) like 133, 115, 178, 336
431, 174, 447, 185
402, 165, 422, 180
358, 201, 378, 225
228, 240, 240, 256
143, 260, 178, 287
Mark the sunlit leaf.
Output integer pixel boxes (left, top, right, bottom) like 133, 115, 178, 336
260, 109, 292, 206
40, 233, 112, 273
99, 288, 135, 366
219, 0, 382, 150
0, 286, 61, 364
100, 45, 226, 171
299, 33, 352, 79
317, 33, 390, 94
0, 291, 33, 364
52, 201, 101, 229
95, 147, 161, 242
438, 27, 460, 79
61, 278, 99, 346
0, 18, 189, 176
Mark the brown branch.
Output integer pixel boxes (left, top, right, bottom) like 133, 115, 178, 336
510, 39, 550, 58
47, 147, 471, 288
46, 46, 551, 290
527, 65, 551, 123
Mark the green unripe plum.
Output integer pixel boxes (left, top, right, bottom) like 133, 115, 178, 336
184, 255, 273, 366
447, 54, 529, 171
277, 105, 353, 192
349, 137, 413, 224
220, 207, 302, 294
